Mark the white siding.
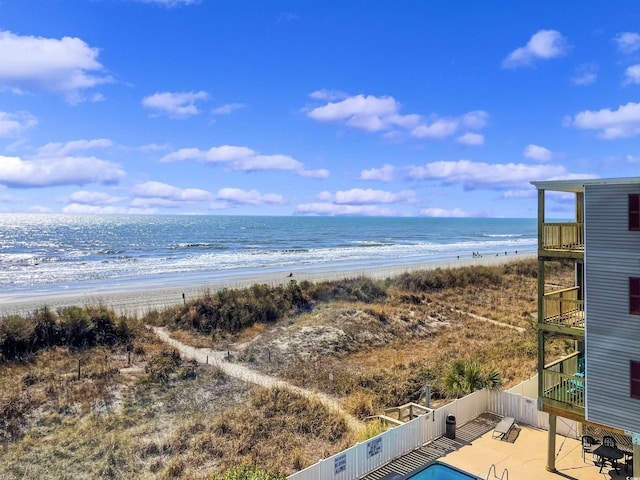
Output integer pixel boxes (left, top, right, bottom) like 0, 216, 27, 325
584, 183, 640, 432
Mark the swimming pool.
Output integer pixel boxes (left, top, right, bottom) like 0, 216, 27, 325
403, 461, 481, 480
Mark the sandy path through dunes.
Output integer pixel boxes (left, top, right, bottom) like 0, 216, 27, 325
151, 326, 365, 433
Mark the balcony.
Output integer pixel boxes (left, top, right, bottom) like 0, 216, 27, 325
541, 222, 584, 253
541, 352, 584, 416
542, 287, 584, 330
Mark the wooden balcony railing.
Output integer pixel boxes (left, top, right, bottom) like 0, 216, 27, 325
542, 222, 584, 251
542, 369, 585, 409
543, 287, 584, 328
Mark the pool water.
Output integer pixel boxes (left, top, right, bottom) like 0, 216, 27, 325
404, 462, 481, 480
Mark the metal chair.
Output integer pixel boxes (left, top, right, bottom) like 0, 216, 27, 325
603, 435, 617, 448
582, 435, 597, 462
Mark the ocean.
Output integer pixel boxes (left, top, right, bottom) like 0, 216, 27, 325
0, 214, 537, 298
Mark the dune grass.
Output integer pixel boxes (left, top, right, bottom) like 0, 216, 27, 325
0, 258, 576, 478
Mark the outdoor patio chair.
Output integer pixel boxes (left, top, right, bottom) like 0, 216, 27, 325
603, 436, 617, 448
581, 435, 598, 462
492, 417, 515, 441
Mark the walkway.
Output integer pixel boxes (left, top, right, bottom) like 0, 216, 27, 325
151, 326, 364, 433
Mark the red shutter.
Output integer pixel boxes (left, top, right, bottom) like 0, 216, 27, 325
631, 361, 640, 399
632, 278, 640, 315
630, 194, 640, 231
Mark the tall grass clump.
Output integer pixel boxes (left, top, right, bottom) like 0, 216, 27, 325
155, 282, 310, 336
0, 305, 132, 362
301, 276, 387, 303
393, 265, 503, 293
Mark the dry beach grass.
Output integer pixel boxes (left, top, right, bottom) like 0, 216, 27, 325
0, 257, 576, 478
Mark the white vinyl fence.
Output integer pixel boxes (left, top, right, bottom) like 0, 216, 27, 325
289, 375, 577, 480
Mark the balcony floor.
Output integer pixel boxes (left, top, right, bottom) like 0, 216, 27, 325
545, 311, 585, 329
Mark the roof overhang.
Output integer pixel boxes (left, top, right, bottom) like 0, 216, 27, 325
531, 177, 640, 193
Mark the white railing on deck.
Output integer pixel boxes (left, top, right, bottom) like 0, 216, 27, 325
288, 375, 577, 480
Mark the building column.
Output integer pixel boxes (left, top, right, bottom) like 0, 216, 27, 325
547, 414, 557, 472
633, 441, 640, 477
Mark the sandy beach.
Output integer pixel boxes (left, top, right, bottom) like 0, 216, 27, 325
0, 252, 535, 318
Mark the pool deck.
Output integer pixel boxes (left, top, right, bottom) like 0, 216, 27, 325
363, 413, 631, 480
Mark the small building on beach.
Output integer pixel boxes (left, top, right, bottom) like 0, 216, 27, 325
531, 177, 640, 474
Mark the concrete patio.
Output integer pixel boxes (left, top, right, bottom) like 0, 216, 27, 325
442, 423, 632, 480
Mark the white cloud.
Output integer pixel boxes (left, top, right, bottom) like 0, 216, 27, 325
299, 168, 330, 179
524, 144, 553, 162
616, 32, 640, 54
63, 203, 154, 214
215, 188, 285, 206
162, 145, 255, 163
331, 188, 416, 205
461, 111, 489, 129
503, 189, 537, 199
233, 154, 302, 172
624, 64, 640, 85
456, 132, 484, 146
360, 164, 395, 182
36, 138, 112, 157
502, 30, 570, 68
412, 119, 458, 139
307, 94, 421, 132
294, 203, 402, 216
28, 205, 53, 213
0, 30, 111, 101
309, 89, 348, 101
211, 103, 246, 115
138, 143, 170, 152
132, 181, 213, 202
0, 111, 37, 137
568, 102, 640, 139
0, 155, 125, 188
162, 145, 327, 177
407, 159, 567, 190
142, 91, 209, 117
419, 208, 473, 218
571, 63, 597, 86
68, 190, 125, 205
307, 92, 488, 141
627, 154, 640, 163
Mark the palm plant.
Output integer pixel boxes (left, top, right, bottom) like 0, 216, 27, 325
441, 360, 502, 398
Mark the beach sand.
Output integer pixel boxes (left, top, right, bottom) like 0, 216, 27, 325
0, 252, 535, 318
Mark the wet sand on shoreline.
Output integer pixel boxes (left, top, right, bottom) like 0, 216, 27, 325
0, 252, 535, 318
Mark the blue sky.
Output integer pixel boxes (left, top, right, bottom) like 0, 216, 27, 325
1, 0, 639, 218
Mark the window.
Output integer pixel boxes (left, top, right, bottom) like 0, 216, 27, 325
632, 278, 640, 315
630, 194, 640, 231
631, 361, 640, 399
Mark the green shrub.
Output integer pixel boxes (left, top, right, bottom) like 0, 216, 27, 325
211, 465, 286, 480
142, 350, 184, 384
0, 305, 132, 363
0, 316, 34, 360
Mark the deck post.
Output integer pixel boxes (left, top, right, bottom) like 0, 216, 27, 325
634, 441, 640, 477
546, 414, 557, 472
